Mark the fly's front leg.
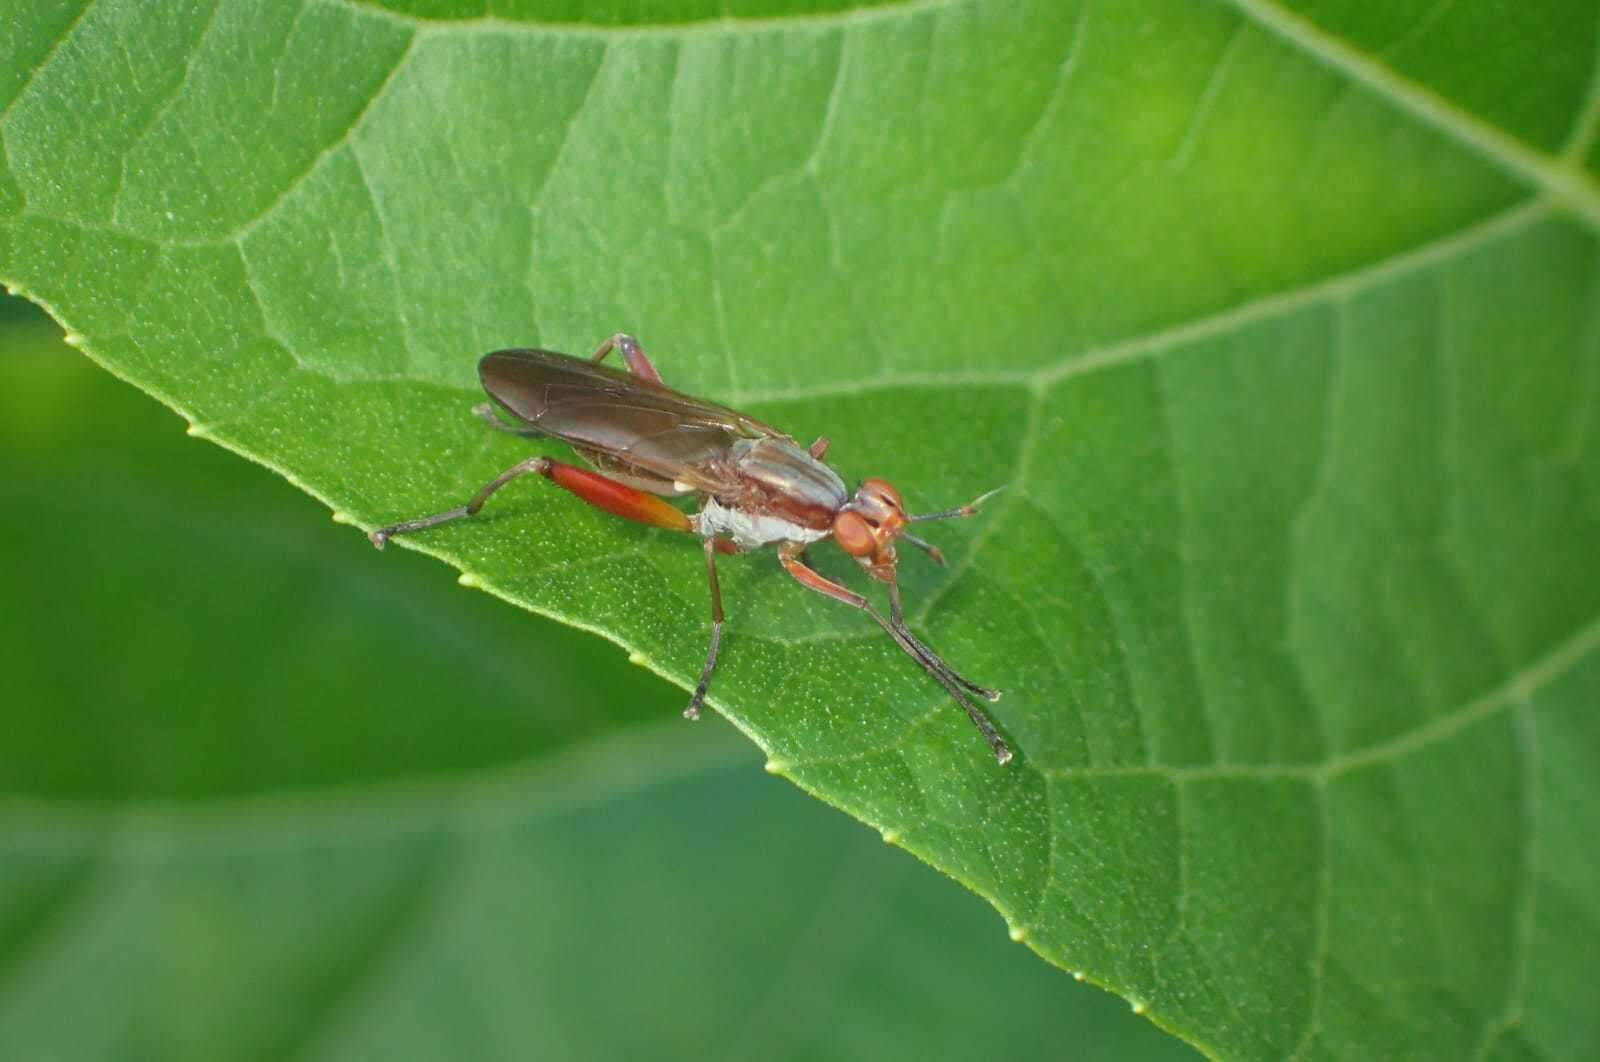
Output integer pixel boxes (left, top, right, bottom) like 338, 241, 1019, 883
684, 536, 725, 721
777, 545, 1012, 764
851, 566, 996, 701
883, 579, 1001, 703
371, 458, 692, 548
590, 333, 664, 385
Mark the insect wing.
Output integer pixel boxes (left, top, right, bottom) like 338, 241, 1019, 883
479, 349, 781, 494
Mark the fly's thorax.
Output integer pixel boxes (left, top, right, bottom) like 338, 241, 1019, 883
727, 437, 848, 531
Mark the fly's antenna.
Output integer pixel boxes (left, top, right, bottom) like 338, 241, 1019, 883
907, 485, 1006, 524
901, 485, 1005, 565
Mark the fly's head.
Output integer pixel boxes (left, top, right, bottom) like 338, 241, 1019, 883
833, 478, 906, 582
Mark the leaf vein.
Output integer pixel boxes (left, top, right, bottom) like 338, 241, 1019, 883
332, 0, 966, 36
0, 0, 95, 123
1029, 604, 1600, 787
722, 198, 1551, 407
1168, 17, 1246, 170
108, 0, 225, 229
914, 384, 1042, 624
1285, 298, 1346, 760
1008, 0, 1088, 185
1287, 782, 1332, 1060
1561, 7, 1600, 162
349, 141, 417, 370
1223, 0, 1600, 226
1152, 354, 1221, 766
1470, 698, 1542, 1060
227, 26, 418, 245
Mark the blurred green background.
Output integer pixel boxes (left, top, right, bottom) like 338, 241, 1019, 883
0, 292, 1194, 1059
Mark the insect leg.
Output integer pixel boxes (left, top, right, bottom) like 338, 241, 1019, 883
370, 457, 551, 547
883, 579, 1001, 702
683, 536, 726, 721
540, 461, 693, 531
589, 333, 664, 385
896, 531, 946, 566
897, 487, 1007, 565
371, 458, 692, 549
778, 546, 1012, 764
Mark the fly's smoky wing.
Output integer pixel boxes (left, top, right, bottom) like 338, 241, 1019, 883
478, 349, 784, 493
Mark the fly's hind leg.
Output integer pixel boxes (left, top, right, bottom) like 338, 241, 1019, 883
370, 458, 693, 549
370, 457, 551, 548
590, 333, 664, 385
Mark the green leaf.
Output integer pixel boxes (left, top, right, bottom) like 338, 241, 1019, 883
3, 1, 1598, 1058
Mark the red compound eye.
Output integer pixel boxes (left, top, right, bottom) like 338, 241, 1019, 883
833, 510, 875, 557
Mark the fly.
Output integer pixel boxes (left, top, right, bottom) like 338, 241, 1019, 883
370, 334, 1012, 764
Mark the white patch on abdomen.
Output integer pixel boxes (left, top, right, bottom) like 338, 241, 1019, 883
695, 496, 831, 550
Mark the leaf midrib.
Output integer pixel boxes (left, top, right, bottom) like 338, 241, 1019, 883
0, 717, 755, 855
